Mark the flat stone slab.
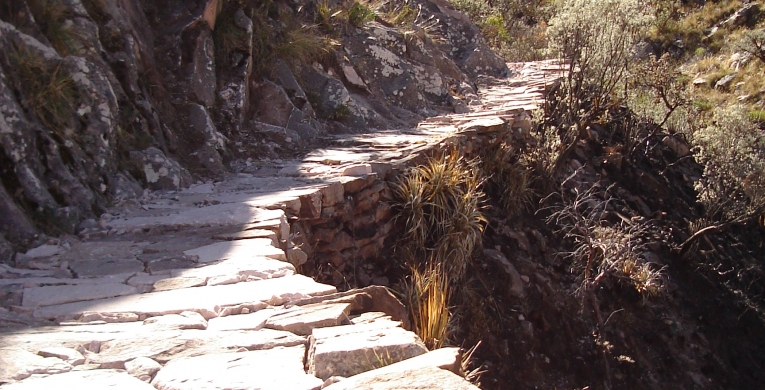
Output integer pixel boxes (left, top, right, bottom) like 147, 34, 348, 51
107, 203, 285, 231
307, 320, 428, 380
151, 346, 324, 390
33, 274, 335, 321
0, 347, 72, 382
168, 256, 294, 283
61, 241, 146, 278
37, 346, 86, 366
184, 239, 286, 263
90, 328, 306, 367
323, 366, 480, 390
212, 229, 277, 242
125, 356, 162, 382
265, 302, 351, 335
206, 308, 276, 331
152, 276, 207, 292
22, 283, 138, 308
1, 369, 156, 389
142, 311, 208, 330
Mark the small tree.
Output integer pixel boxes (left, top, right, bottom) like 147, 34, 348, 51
736, 29, 765, 64
543, 0, 654, 172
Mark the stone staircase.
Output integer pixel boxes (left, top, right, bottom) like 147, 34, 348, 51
0, 60, 564, 389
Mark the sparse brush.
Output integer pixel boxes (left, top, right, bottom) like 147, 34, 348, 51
26, 0, 75, 55
547, 179, 664, 300
10, 46, 76, 134
275, 24, 338, 67
405, 260, 451, 350
213, 8, 251, 67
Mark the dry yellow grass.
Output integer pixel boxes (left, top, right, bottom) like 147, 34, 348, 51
406, 260, 451, 350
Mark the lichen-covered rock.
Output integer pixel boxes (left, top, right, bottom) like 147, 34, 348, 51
129, 147, 192, 191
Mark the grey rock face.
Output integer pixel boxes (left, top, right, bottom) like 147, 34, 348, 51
129, 147, 192, 191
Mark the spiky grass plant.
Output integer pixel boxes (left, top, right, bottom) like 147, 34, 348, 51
10, 46, 76, 134
405, 260, 450, 350
394, 151, 487, 281
482, 141, 535, 216
26, 0, 75, 55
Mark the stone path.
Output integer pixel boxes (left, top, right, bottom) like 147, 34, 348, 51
0, 61, 562, 389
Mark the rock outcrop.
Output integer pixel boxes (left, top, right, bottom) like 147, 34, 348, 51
0, 0, 507, 250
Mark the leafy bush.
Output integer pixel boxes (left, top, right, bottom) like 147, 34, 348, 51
540, 0, 654, 175
736, 29, 765, 64
693, 107, 765, 225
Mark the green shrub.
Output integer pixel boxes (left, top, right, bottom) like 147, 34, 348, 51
693, 107, 765, 225
748, 110, 765, 123
347, 2, 376, 28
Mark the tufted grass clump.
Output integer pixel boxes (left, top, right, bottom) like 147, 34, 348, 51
404, 260, 450, 350
26, 0, 75, 55
481, 141, 534, 216
10, 46, 76, 134
394, 151, 486, 281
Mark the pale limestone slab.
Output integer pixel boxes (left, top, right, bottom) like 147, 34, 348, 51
152, 346, 323, 390
37, 346, 86, 366
322, 365, 480, 390
33, 275, 336, 320
265, 303, 351, 335
206, 308, 276, 331
22, 283, 138, 308
125, 357, 162, 382
169, 256, 294, 282
107, 203, 284, 231
152, 276, 207, 291
211, 229, 277, 243
142, 311, 208, 330
0, 347, 72, 382
0, 324, 305, 370
308, 320, 428, 380
24, 244, 64, 258
1, 369, 156, 389
184, 239, 286, 263
127, 273, 167, 293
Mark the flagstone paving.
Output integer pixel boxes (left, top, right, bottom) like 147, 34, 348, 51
0, 61, 562, 388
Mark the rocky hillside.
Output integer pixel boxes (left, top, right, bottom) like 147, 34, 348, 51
0, 0, 506, 254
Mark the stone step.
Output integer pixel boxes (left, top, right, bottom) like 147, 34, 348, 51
0, 369, 156, 390
151, 346, 323, 390
307, 319, 428, 380
32, 274, 336, 321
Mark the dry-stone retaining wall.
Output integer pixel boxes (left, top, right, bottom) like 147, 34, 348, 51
0, 61, 562, 389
